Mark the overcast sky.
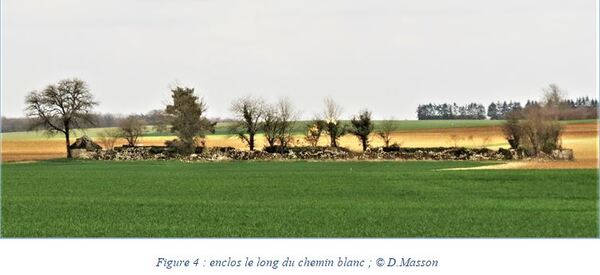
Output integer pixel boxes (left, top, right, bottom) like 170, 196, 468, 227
1, 0, 596, 119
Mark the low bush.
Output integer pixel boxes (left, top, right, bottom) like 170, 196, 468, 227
263, 145, 289, 153
165, 139, 204, 154
382, 143, 401, 152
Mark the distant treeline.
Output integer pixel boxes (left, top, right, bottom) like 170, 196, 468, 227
417, 96, 598, 120
1, 110, 226, 133
555, 97, 598, 120
486, 101, 522, 120
1, 117, 31, 132
417, 103, 487, 120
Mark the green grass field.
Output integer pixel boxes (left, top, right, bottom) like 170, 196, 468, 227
3, 119, 596, 141
1, 160, 597, 237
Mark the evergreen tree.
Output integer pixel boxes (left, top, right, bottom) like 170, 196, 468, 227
165, 86, 215, 154
487, 102, 498, 120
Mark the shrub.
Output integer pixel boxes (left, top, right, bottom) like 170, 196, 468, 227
520, 94, 563, 156
263, 145, 289, 154
165, 139, 204, 154
382, 143, 401, 152
119, 115, 145, 147
305, 119, 326, 147
97, 129, 121, 150
502, 110, 523, 149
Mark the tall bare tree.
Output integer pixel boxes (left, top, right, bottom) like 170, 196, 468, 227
274, 98, 298, 148
261, 104, 279, 148
323, 97, 345, 147
543, 84, 566, 120
230, 96, 264, 151
25, 78, 97, 158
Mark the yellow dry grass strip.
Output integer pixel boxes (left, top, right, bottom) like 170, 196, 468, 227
442, 159, 598, 170
439, 162, 525, 171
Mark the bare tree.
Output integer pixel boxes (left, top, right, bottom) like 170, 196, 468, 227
230, 96, 264, 151
97, 129, 121, 150
543, 84, 567, 120
502, 86, 566, 154
25, 78, 97, 158
377, 118, 396, 147
119, 115, 146, 147
323, 97, 342, 124
543, 84, 564, 106
275, 98, 298, 148
323, 97, 346, 147
521, 106, 542, 155
261, 104, 279, 148
521, 103, 562, 156
349, 110, 374, 151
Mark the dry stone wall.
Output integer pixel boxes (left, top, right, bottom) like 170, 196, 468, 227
73, 146, 575, 162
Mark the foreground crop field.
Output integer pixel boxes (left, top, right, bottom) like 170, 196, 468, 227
1, 161, 597, 237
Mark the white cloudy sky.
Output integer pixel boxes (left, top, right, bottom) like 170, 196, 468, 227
1, 0, 596, 119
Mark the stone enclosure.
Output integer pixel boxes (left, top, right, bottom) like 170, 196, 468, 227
71, 136, 575, 162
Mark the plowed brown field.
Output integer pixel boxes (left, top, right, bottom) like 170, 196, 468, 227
2, 123, 597, 169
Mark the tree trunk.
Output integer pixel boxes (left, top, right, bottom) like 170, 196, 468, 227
330, 132, 337, 147
267, 137, 276, 147
65, 127, 72, 159
249, 134, 255, 151
362, 139, 367, 151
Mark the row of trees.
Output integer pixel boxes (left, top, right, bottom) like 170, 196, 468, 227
416, 103, 487, 120
418, 89, 598, 121
22, 78, 594, 158
308, 100, 397, 151
487, 101, 522, 120
228, 96, 391, 152
24, 78, 396, 158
